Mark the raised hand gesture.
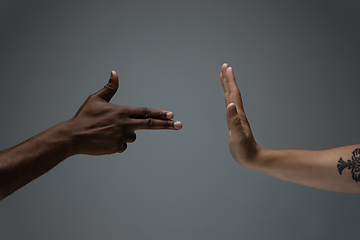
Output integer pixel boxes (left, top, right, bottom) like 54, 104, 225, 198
220, 64, 260, 167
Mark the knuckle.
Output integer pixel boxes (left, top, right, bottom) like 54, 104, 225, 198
142, 107, 150, 118
117, 107, 126, 116
104, 83, 115, 90
129, 133, 136, 143
146, 118, 153, 128
122, 144, 128, 152
233, 116, 242, 125
117, 143, 127, 153
165, 120, 173, 128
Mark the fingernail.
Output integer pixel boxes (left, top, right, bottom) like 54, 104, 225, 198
229, 104, 237, 115
174, 121, 182, 130
166, 112, 174, 119
110, 71, 115, 80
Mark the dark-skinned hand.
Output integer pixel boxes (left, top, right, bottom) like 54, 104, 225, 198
0, 70, 182, 200
66, 70, 182, 156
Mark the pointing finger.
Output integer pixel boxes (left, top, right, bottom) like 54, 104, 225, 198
125, 106, 174, 120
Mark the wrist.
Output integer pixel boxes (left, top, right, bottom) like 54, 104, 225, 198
239, 145, 271, 173
49, 120, 78, 158
247, 148, 278, 174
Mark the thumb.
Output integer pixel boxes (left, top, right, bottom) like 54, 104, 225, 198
226, 103, 244, 135
94, 71, 119, 102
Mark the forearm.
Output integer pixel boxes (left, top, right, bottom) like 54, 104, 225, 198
0, 121, 74, 200
250, 145, 360, 193
220, 64, 360, 193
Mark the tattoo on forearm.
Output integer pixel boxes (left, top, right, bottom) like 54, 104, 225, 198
337, 148, 360, 182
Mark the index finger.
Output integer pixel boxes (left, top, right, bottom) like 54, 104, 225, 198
124, 106, 174, 120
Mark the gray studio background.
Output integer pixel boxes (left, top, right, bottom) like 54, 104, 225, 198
1, 0, 360, 239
